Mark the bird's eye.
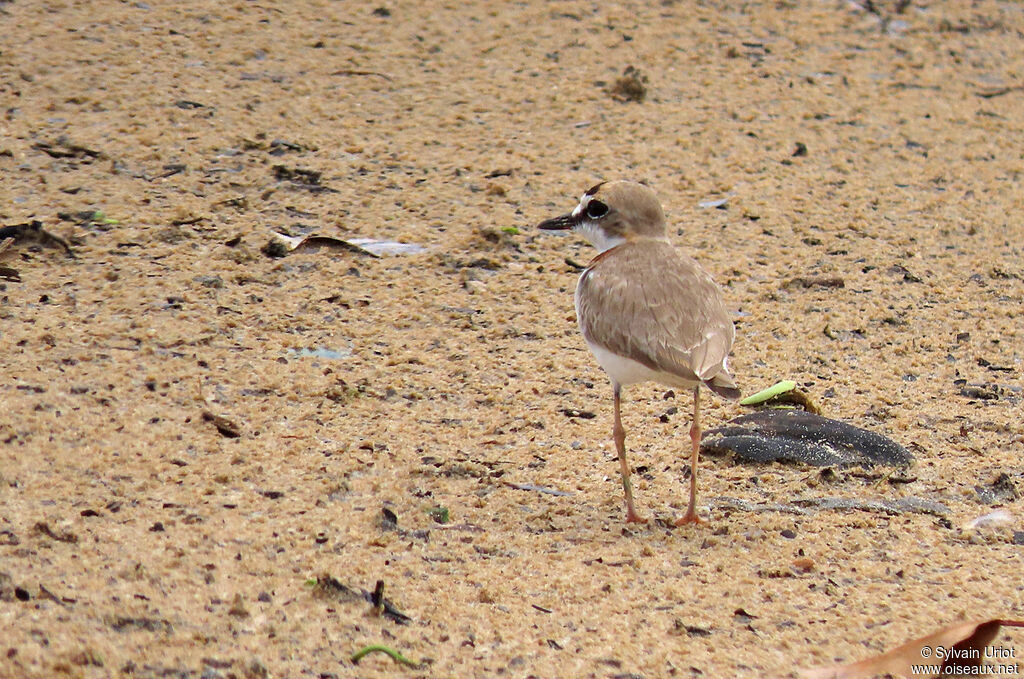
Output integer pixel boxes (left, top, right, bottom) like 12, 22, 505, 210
585, 200, 608, 219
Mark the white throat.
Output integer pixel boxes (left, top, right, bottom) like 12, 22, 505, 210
575, 219, 625, 253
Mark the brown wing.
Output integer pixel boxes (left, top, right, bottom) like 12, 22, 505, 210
577, 239, 737, 395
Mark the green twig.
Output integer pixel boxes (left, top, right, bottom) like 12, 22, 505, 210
351, 644, 419, 667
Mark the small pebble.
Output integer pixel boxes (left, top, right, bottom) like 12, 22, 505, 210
792, 557, 815, 573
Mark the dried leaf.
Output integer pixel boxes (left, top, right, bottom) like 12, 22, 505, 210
201, 410, 242, 438
268, 231, 380, 258
802, 618, 1024, 678
963, 509, 1013, 531
505, 482, 573, 497
0, 221, 75, 256
310, 574, 412, 624
32, 521, 78, 543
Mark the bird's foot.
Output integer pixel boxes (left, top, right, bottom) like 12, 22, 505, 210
673, 510, 704, 526
624, 509, 648, 524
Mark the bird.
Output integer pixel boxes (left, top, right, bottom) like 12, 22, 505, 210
538, 180, 740, 525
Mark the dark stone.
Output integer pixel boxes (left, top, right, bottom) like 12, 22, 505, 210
702, 410, 913, 468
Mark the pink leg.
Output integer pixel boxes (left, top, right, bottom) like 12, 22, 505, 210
675, 386, 705, 526
613, 384, 646, 524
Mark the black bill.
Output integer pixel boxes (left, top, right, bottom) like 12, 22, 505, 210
537, 213, 576, 231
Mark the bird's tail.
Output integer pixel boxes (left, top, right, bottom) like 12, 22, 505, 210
705, 371, 740, 401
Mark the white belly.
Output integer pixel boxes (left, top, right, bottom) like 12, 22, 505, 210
586, 342, 659, 386
574, 263, 703, 391
585, 340, 699, 390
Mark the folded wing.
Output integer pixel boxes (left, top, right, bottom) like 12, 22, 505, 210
577, 240, 739, 399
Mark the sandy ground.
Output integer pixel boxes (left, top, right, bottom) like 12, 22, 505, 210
2, 0, 1024, 677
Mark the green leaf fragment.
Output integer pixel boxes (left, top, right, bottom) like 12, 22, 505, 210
427, 505, 450, 524
351, 644, 419, 667
92, 211, 119, 225
739, 380, 797, 406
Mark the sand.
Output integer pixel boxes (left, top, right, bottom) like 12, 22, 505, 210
2, 0, 1023, 677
